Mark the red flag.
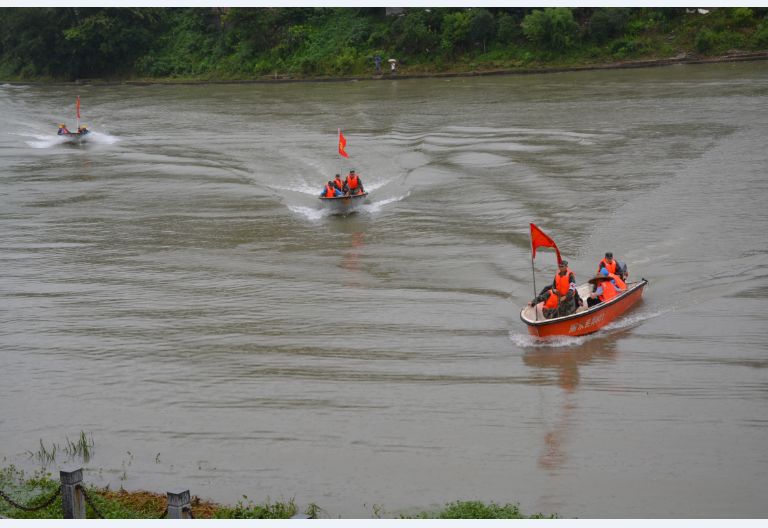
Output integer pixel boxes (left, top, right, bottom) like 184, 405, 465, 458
338, 129, 349, 158
76, 96, 81, 119
530, 223, 562, 265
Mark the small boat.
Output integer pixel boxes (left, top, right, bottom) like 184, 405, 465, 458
319, 192, 369, 214
520, 279, 648, 338
60, 129, 90, 144
58, 95, 90, 144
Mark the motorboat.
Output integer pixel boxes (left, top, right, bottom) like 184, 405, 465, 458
520, 279, 648, 338
319, 192, 368, 214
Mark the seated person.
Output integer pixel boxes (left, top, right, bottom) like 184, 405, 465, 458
58, 124, 70, 135
332, 174, 346, 194
345, 169, 364, 195
528, 286, 561, 319
587, 270, 620, 307
320, 180, 343, 198
557, 283, 580, 317
598, 251, 628, 281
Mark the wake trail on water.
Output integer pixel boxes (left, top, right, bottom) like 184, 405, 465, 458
22, 130, 120, 148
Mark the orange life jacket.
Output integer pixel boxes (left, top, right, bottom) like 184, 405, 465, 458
599, 258, 617, 275
554, 268, 572, 296
599, 279, 619, 302
347, 174, 359, 190
609, 272, 627, 291
543, 290, 559, 310
333, 177, 344, 190
324, 184, 336, 198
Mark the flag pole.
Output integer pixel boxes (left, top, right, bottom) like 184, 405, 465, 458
338, 128, 343, 179
531, 252, 538, 321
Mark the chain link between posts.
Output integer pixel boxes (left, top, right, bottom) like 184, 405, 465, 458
0, 486, 61, 512
77, 485, 106, 519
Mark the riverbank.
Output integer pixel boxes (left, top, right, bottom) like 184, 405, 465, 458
0, 465, 552, 519
3, 50, 767, 87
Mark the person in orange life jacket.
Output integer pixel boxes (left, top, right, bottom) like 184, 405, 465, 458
557, 282, 580, 317
345, 169, 364, 195
528, 259, 576, 307
528, 287, 561, 319
599, 264, 627, 291
332, 174, 347, 194
587, 268, 620, 307
320, 180, 343, 198
598, 251, 628, 281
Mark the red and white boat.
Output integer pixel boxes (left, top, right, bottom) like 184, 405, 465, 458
520, 278, 648, 338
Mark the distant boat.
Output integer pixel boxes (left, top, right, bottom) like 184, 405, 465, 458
59, 129, 90, 144
520, 279, 648, 338
58, 95, 90, 143
319, 192, 369, 214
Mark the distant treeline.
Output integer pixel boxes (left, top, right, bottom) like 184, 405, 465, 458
1, 7, 767, 81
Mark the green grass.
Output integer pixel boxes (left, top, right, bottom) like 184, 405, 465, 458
1, 465, 555, 519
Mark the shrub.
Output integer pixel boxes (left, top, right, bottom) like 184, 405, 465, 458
732, 7, 754, 27
521, 8, 579, 51
695, 28, 718, 53
750, 23, 768, 48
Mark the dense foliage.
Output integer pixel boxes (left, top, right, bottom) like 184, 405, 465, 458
1, 7, 767, 81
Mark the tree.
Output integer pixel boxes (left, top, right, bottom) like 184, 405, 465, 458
440, 10, 471, 56
521, 8, 579, 51
469, 9, 495, 52
588, 8, 630, 43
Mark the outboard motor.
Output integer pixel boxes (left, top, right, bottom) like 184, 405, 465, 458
617, 261, 629, 280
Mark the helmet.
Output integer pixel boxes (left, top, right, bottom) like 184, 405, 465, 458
59, 124, 65, 128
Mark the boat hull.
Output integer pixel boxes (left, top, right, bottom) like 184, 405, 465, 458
319, 192, 368, 214
61, 132, 89, 144
520, 279, 648, 338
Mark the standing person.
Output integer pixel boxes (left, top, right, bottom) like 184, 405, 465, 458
552, 259, 576, 297
345, 169, 364, 195
528, 259, 575, 308
389, 58, 397, 74
374, 55, 382, 74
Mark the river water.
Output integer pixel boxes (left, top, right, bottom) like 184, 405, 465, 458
1, 62, 767, 518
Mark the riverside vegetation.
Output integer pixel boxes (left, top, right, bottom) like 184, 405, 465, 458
1, 7, 767, 82
1, 433, 555, 519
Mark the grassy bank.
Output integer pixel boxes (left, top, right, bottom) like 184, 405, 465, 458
0, 465, 554, 519
1, 7, 767, 83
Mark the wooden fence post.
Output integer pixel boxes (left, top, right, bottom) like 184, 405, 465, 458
167, 489, 191, 519
59, 467, 85, 519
